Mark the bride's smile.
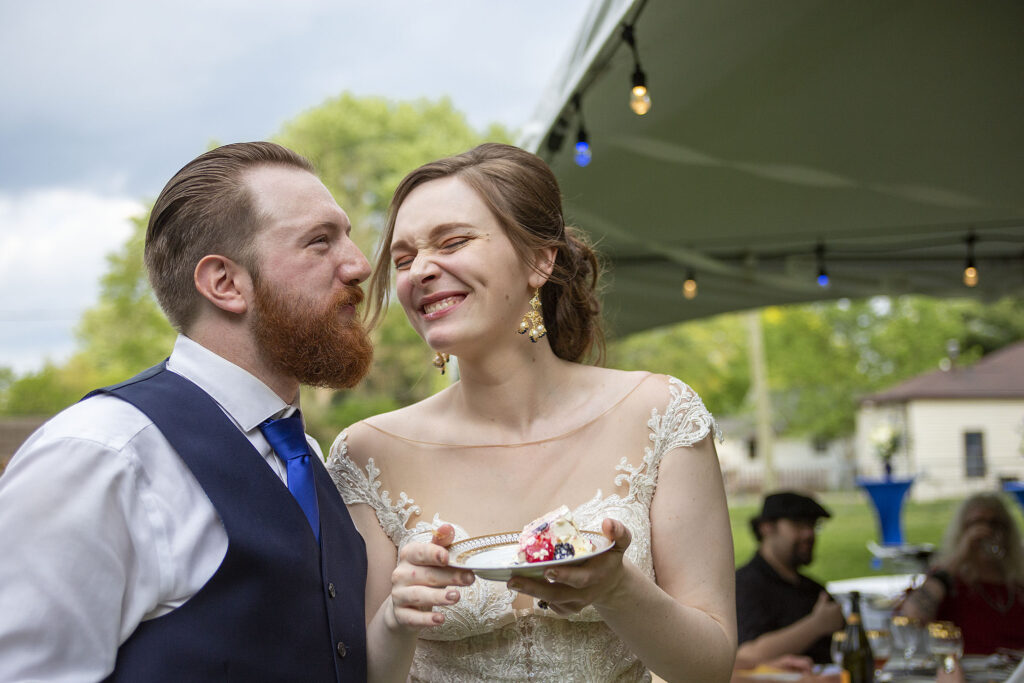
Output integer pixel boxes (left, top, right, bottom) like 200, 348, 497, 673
391, 175, 541, 353
417, 290, 466, 317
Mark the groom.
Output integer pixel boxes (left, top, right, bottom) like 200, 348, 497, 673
0, 142, 375, 680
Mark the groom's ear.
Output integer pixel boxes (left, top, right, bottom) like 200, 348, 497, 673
194, 254, 252, 315
527, 246, 558, 289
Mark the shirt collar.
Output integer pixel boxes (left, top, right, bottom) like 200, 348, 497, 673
165, 334, 297, 431
752, 550, 805, 587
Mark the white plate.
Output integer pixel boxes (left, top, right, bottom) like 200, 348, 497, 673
448, 531, 613, 581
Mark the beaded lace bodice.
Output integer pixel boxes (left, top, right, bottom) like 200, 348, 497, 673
328, 376, 720, 682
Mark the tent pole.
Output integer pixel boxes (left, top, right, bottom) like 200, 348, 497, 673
746, 309, 777, 491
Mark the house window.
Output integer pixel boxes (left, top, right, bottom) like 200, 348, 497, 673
964, 431, 985, 478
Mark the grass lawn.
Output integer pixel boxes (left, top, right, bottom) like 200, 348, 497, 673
727, 491, 1024, 584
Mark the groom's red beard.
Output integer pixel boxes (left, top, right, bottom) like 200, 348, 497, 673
249, 275, 373, 390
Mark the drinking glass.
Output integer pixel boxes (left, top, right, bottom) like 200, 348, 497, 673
867, 629, 893, 681
891, 615, 923, 667
927, 621, 964, 674
830, 630, 846, 668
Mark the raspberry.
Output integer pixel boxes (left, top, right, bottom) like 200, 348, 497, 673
553, 543, 575, 560
523, 535, 554, 563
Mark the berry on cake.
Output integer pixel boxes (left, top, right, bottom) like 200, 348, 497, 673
516, 505, 595, 564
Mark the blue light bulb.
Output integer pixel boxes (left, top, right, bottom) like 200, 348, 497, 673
817, 273, 830, 287
574, 140, 591, 167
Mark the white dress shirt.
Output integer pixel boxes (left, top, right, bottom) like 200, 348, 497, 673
0, 335, 323, 682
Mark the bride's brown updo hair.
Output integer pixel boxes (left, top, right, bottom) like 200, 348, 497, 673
368, 142, 605, 364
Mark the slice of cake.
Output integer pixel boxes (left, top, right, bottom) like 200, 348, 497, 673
517, 505, 595, 564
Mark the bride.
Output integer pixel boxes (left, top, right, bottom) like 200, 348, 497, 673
329, 143, 736, 682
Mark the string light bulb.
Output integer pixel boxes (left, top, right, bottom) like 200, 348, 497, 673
682, 270, 698, 299
815, 243, 830, 287
572, 94, 591, 167
630, 68, 651, 116
574, 126, 591, 167
622, 24, 651, 116
963, 232, 978, 287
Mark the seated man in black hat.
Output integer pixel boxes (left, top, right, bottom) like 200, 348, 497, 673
734, 491, 845, 668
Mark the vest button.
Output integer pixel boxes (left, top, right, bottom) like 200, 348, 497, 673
336, 641, 348, 658
328, 582, 336, 598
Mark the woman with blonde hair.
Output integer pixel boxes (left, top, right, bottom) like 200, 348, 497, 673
898, 492, 1024, 654
328, 143, 736, 681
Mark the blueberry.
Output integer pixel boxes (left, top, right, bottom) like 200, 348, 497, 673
553, 543, 575, 560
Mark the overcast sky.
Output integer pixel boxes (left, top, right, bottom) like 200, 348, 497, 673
0, 0, 592, 373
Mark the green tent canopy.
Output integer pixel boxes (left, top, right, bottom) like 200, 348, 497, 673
520, 0, 1024, 337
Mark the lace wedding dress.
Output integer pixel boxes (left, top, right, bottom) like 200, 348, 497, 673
328, 376, 720, 682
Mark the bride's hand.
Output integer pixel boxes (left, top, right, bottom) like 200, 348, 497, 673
388, 523, 475, 632
506, 518, 632, 616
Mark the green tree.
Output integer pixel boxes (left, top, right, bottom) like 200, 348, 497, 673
960, 297, 1024, 353
1, 360, 93, 416
761, 303, 866, 439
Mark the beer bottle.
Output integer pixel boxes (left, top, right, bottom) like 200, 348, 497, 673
839, 591, 874, 683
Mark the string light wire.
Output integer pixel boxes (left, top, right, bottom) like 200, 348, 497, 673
622, 24, 651, 115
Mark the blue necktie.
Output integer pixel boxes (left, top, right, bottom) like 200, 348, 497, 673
259, 412, 320, 542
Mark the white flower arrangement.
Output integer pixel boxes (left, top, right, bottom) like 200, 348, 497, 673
869, 422, 902, 465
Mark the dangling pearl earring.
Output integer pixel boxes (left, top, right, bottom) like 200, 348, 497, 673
517, 289, 547, 343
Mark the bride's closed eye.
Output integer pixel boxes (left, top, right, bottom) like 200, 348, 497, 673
393, 236, 473, 269
440, 236, 471, 251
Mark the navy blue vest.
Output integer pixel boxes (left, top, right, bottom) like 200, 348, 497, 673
89, 364, 367, 682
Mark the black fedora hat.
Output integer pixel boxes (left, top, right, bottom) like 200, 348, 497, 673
752, 491, 831, 525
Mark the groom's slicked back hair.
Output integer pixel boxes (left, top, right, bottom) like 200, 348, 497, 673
145, 141, 314, 331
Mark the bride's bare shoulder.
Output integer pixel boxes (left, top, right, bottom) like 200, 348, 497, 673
581, 366, 676, 407
354, 383, 456, 439
638, 371, 698, 404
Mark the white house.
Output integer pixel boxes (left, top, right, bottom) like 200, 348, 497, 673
856, 341, 1024, 501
